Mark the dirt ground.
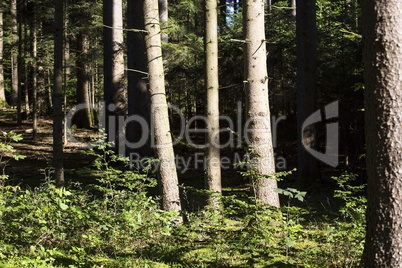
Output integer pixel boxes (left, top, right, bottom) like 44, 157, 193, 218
0, 108, 99, 186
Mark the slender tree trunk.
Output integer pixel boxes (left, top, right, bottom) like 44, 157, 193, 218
53, 0, 64, 187
75, 32, 92, 128
205, 0, 221, 207
361, 1, 402, 266
24, 7, 29, 115
32, 12, 38, 139
0, 0, 5, 106
290, 0, 296, 17
17, 8, 23, 124
144, 0, 182, 216
243, 0, 280, 207
296, 0, 320, 186
127, 0, 151, 158
63, 4, 70, 145
10, 0, 18, 107
104, 0, 125, 152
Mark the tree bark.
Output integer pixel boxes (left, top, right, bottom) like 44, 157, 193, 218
205, 0, 221, 208
290, 0, 296, 17
104, 0, 126, 151
0, 0, 5, 106
74, 32, 92, 128
143, 0, 182, 216
361, 0, 402, 266
53, 0, 65, 187
243, 0, 280, 207
296, 0, 320, 186
10, 0, 18, 107
127, 0, 152, 158
32, 11, 38, 139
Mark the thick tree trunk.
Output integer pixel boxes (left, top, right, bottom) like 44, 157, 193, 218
361, 1, 402, 266
205, 0, 221, 207
143, 0, 182, 216
296, 0, 320, 186
53, 0, 65, 187
127, 0, 151, 158
243, 0, 280, 207
75, 32, 92, 128
104, 0, 125, 152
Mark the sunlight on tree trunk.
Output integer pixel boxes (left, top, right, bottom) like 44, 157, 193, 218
144, 0, 182, 217
361, 0, 402, 266
243, 0, 280, 208
205, 0, 222, 208
53, 0, 65, 187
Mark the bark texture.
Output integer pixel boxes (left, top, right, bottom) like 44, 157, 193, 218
243, 0, 280, 207
361, 0, 402, 266
104, 0, 125, 149
10, 0, 18, 106
143, 0, 182, 214
0, 0, 5, 105
205, 0, 221, 207
75, 32, 92, 128
53, 0, 64, 187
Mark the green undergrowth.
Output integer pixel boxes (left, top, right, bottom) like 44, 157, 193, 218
0, 132, 366, 267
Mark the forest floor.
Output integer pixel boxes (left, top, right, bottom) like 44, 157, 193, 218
0, 107, 99, 186
0, 107, 365, 267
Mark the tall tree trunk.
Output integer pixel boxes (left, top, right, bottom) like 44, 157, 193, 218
10, 0, 18, 107
23, 4, 29, 115
75, 32, 92, 128
143, 0, 182, 216
63, 6, 70, 145
53, 0, 65, 187
243, 0, 280, 207
296, 0, 320, 186
104, 0, 125, 152
205, 0, 221, 208
361, 0, 402, 266
32, 11, 38, 139
127, 0, 151, 158
0, 0, 5, 106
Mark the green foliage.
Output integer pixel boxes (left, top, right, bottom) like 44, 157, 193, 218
333, 172, 366, 226
0, 131, 177, 266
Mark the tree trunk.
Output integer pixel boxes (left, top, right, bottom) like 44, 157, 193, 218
10, 0, 18, 107
104, 0, 126, 152
63, 7, 70, 145
75, 32, 92, 128
0, 0, 5, 106
296, 0, 320, 186
53, 0, 65, 187
205, 0, 221, 208
243, 0, 280, 207
361, 0, 402, 266
290, 0, 296, 17
32, 11, 38, 139
144, 0, 182, 216
23, 5, 29, 115
127, 0, 152, 158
